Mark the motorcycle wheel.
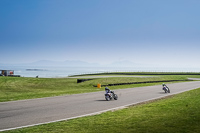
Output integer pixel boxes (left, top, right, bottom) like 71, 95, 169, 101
105, 96, 111, 101
168, 89, 170, 93
114, 94, 118, 100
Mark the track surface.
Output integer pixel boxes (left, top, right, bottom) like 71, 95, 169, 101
1, 81, 200, 131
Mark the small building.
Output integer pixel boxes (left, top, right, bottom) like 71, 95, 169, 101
0, 70, 14, 76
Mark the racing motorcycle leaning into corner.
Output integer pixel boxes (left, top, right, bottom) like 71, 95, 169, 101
162, 83, 170, 93
105, 87, 118, 101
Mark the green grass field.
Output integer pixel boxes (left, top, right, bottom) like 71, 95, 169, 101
3, 87, 200, 133
0, 73, 198, 102
1, 72, 200, 132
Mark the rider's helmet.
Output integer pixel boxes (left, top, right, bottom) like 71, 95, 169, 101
162, 83, 165, 86
105, 87, 109, 90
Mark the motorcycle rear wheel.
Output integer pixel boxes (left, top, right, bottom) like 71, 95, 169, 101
105, 96, 111, 101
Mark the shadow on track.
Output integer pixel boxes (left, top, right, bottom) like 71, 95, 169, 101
95, 100, 107, 101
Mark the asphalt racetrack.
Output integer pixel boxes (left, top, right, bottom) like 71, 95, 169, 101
1, 81, 200, 131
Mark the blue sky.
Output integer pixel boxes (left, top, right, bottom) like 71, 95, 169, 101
0, 0, 200, 67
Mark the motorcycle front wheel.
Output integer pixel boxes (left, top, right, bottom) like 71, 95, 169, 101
114, 94, 118, 100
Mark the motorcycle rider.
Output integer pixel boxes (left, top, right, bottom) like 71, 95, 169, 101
162, 83, 169, 91
105, 87, 118, 100
105, 87, 111, 94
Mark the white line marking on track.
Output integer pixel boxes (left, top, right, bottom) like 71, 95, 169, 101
0, 86, 198, 132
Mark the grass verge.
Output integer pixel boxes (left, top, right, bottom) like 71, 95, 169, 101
0, 74, 199, 102
3, 87, 200, 133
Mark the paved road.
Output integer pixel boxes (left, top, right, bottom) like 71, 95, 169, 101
1, 81, 200, 131
69, 76, 156, 78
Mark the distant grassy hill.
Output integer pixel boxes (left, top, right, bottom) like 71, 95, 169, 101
69, 72, 200, 77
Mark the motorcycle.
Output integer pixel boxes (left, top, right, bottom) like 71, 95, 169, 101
105, 91, 118, 101
163, 86, 170, 93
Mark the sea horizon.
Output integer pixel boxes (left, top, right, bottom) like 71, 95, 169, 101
1, 65, 200, 78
